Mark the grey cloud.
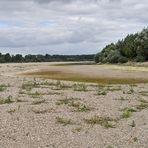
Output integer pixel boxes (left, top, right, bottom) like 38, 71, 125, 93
0, 0, 147, 54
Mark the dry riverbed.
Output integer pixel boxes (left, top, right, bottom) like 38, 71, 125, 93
0, 62, 148, 148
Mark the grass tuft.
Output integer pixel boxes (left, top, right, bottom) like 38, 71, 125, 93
73, 83, 87, 91
22, 82, 40, 91
32, 99, 46, 105
121, 107, 137, 118
97, 90, 107, 95
0, 96, 14, 104
56, 117, 74, 126
84, 116, 116, 128
0, 84, 10, 92
56, 98, 90, 112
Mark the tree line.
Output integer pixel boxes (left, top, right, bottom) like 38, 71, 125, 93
0, 53, 95, 63
95, 27, 148, 63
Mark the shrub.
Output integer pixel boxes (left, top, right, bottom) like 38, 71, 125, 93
107, 50, 121, 63
135, 55, 146, 62
118, 56, 128, 63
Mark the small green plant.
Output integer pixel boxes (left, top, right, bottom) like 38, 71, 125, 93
16, 98, 28, 102
56, 98, 79, 105
130, 84, 137, 87
5, 96, 14, 104
84, 116, 116, 128
47, 92, 61, 95
139, 99, 148, 104
53, 80, 71, 90
32, 99, 46, 105
73, 127, 82, 133
136, 103, 148, 111
31, 108, 50, 114
133, 137, 138, 142
69, 101, 91, 112
28, 91, 41, 98
40, 81, 54, 86
0, 84, 9, 92
19, 90, 26, 95
139, 91, 148, 96
121, 107, 137, 118
7, 109, 16, 114
54, 80, 63, 90
73, 83, 87, 91
56, 98, 90, 112
127, 86, 134, 94
0, 96, 14, 104
97, 90, 107, 95
22, 82, 40, 91
106, 86, 122, 91
56, 117, 73, 126
107, 145, 114, 148
114, 97, 126, 101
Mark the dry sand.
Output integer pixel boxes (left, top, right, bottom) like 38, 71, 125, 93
0, 62, 148, 148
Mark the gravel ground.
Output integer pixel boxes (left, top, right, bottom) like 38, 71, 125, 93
0, 63, 148, 148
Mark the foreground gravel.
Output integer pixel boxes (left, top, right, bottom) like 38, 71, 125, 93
0, 63, 147, 148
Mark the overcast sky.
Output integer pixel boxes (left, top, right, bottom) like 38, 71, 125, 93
0, 0, 147, 55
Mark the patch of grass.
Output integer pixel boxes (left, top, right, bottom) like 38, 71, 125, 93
130, 84, 138, 87
56, 98, 90, 112
107, 145, 114, 148
106, 86, 122, 91
136, 103, 148, 111
73, 83, 87, 91
4, 96, 14, 104
69, 101, 91, 112
139, 91, 148, 96
28, 91, 61, 98
97, 90, 107, 95
84, 116, 116, 128
134, 99, 148, 111
16, 98, 28, 103
22, 82, 40, 91
7, 109, 16, 114
133, 137, 138, 142
51, 62, 94, 66
0, 96, 14, 104
56, 98, 80, 105
0, 86, 6, 92
0, 84, 10, 92
19, 90, 26, 95
139, 99, 148, 104
121, 107, 137, 118
40, 81, 57, 86
120, 100, 148, 118
28, 91, 41, 98
56, 117, 74, 126
97, 84, 106, 88
47, 92, 61, 95
52, 80, 72, 90
31, 108, 50, 114
32, 99, 46, 105
115, 97, 128, 101
127, 86, 134, 94
72, 127, 82, 133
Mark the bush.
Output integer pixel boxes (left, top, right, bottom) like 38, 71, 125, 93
107, 50, 121, 63
94, 53, 101, 63
118, 56, 128, 63
135, 55, 146, 62
95, 27, 148, 63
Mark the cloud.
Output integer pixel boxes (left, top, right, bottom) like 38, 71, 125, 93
0, 0, 147, 54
